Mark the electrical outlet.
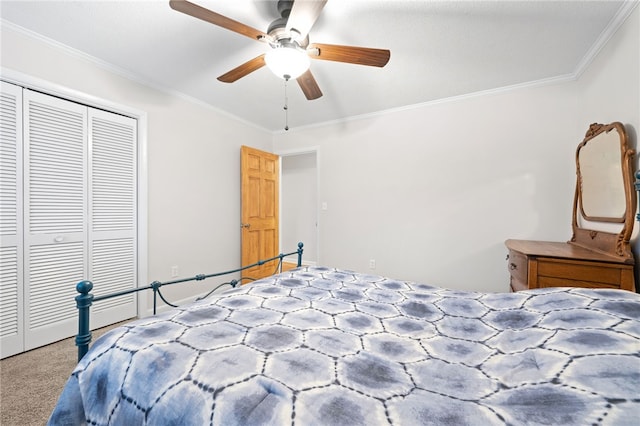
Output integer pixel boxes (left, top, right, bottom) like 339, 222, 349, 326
171, 266, 179, 278
369, 259, 376, 269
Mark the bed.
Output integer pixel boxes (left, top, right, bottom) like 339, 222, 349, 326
48, 265, 640, 425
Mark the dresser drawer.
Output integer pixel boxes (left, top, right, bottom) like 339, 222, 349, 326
507, 250, 527, 283
537, 276, 621, 289
538, 258, 620, 284
537, 258, 623, 287
504, 239, 636, 292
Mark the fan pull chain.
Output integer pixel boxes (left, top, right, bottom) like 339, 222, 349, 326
283, 74, 290, 131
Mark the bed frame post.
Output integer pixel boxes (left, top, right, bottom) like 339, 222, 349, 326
297, 242, 304, 267
75, 280, 94, 362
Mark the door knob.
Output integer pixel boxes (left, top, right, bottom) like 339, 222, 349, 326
241, 223, 251, 229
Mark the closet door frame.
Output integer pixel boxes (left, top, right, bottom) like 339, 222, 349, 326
1, 68, 149, 324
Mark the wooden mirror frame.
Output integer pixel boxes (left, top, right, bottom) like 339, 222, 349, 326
570, 122, 636, 261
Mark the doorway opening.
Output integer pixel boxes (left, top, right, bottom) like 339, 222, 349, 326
280, 150, 318, 267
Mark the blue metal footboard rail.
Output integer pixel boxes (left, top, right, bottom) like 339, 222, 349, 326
75, 242, 304, 361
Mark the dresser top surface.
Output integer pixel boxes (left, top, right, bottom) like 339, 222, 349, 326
505, 239, 634, 265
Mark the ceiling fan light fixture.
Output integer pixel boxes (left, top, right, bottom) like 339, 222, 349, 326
265, 44, 310, 80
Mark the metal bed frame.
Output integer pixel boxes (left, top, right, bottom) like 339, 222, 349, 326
74, 242, 304, 361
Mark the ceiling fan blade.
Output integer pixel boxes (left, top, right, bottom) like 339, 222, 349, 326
309, 43, 390, 67
297, 69, 323, 100
286, 0, 328, 41
217, 55, 266, 83
170, 0, 267, 42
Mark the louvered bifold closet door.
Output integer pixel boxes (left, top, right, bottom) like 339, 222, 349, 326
0, 82, 24, 358
88, 109, 137, 329
23, 90, 88, 349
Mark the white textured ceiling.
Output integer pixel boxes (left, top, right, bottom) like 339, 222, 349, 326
0, 0, 633, 132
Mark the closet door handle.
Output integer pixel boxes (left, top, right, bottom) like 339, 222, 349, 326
241, 223, 251, 229
54, 236, 64, 243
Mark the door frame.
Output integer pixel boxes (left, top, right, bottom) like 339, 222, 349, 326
275, 146, 320, 266
1, 68, 149, 319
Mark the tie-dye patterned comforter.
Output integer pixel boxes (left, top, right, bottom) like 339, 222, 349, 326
48, 266, 640, 425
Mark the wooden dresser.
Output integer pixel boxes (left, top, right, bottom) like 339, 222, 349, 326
504, 122, 637, 294
505, 239, 635, 292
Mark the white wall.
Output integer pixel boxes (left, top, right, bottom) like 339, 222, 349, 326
1, 24, 272, 308
273, 6, 639, 293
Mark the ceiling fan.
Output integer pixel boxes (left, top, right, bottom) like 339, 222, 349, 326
169, 0, 391, 100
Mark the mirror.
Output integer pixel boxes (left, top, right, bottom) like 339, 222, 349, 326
571, 122, 636, 260
578, 127, 626, 221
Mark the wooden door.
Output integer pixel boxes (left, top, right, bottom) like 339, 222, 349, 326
241, 146, 279, 281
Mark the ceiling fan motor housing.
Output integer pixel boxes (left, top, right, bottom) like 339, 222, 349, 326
268, 0, 308, 47
277, 0, 294, 18
267, 17, 288, 36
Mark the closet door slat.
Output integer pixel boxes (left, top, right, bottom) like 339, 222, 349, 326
26, 96, 86, 235
90, 114, 136, 233
23, 89, 88, 349
0, 81, 24, 358
89, 109, 137, 327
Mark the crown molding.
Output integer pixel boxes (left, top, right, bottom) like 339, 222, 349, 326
572, 0, 639, 80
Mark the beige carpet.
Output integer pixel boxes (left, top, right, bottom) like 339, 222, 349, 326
0, 321, 131, 425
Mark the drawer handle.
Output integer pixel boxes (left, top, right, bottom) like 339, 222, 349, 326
509, 262, 517, 270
